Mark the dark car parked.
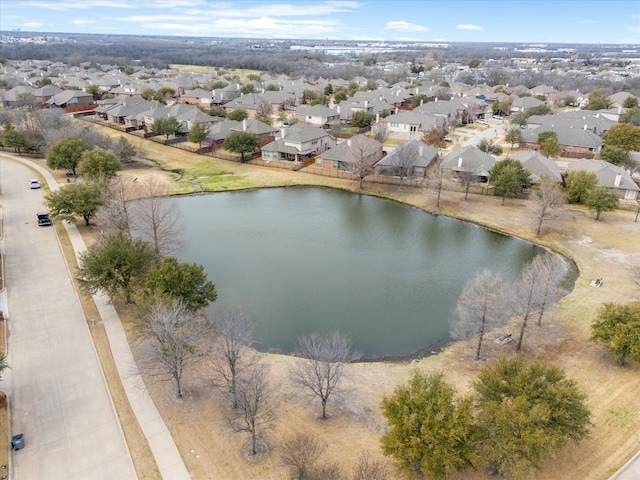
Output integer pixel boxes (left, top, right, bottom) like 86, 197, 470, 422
36, 212, 52, 226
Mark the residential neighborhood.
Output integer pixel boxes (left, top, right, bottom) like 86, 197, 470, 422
1, 32, 640, 480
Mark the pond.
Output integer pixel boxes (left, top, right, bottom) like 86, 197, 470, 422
173, 187, 542, 359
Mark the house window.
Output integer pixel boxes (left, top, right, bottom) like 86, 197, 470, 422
308, 116, 312, 120
410, 125, 417, 132
333, 160, 341, 169
312, 140, 318, 145
415, 166, 424, 174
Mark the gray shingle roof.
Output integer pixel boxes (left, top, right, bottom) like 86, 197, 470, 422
567, 159, 639, 191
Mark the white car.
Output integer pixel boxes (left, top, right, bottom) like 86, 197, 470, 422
29, 179, 41, 189
477, 119, 488, 125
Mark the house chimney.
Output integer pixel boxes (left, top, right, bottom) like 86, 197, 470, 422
347, 138, 352, 147
419, 145, 424, 156
281, 129, 286, 139
420, 99, 424, 106
415, 87, 419, 94
584, 124, 588, 130
458, 157, 463, 167
364, 100, 369, 109
395, 107, 399, 114
435, 97, 438, 102
375, 113, 380, 124
618, 106, 622, 114
242, 119, 248, 131
614, 173, 622, 187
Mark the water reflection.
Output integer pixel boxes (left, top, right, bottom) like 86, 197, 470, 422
169, 187, 542, 359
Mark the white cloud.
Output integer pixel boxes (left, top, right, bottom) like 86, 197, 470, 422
581, 19, 601, 24
384, 21, 428, 32
71, 18, 95, 25
10, 0, 135, 10
458, 24, 483, 31
432, 37, 447, 42
23, 22, 43, 28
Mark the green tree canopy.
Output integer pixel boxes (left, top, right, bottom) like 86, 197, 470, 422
567, 170, 598, 203
381, 371, 477, 479
620, 106, 640, 126
227, 108, 248, 121
505, 126, 522, 148
585, 186, 619, 220
142, 257, 217, 311
603, 123, 640, 153
223, 131, 258, 162
1, 121, 29, 155
623, 96, 639, 108
78, 148, 121, 183
208, 106, 227, 118
585, 90, 610, 110
323, 83, 333, 96
539, 137, 562, 158
152, 117, 182, 140
45, 183, 105, 226
46, 136, 91, 175
599, 145, 627, 166
187, 121, 210, 148
77, 230, 156, 303
591, 302, 640, 366
351, 110, 374, 128
240, 84, 256, 95
113, 136, 137, 163
474, 356, 591, 480
333, 87, 347, 103
489, 158, 530, 204
537, 131, 558, 144
477, 138, 503, 155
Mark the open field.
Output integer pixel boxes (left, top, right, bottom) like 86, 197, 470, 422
168, 64, 262, 81
23, 121, 640, 479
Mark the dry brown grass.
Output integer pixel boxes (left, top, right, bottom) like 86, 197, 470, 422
38, 123, 640, 479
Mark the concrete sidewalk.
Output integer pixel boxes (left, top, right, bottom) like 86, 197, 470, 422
3, 155, 190, 480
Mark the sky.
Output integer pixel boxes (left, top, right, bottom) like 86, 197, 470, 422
1, 0, 639, 44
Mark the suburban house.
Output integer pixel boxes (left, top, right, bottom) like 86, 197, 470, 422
520, 125, 602, 159
442, 145, 496, 181
508, 151, 562, 183
261, 123, 336, 163
608, 91, 637, 108
204, 118, 277, 148
510, 96, 545, 113
45, 89, 95, 109
136, 103, 216, 132
223, 93, 273, 118
413, 98, 488, 127
374, 140, 439, 179
315, 135, 384, 171
32, 85, 63, 103
567, 159, 639, 200
372, 111, 446, 142
94, 96, 155, 126
295, 105, 341, 128
526, 111, 615, 136
180, 88, 215, 108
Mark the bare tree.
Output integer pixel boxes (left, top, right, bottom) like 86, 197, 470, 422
98, 176, 138, 234
458, 168, 481, 200
450, 270, 510, 360
389, 143, 417, 187
429, 155, 445, 208
633, 265, 640, 289
281, 432, 325, 480
372, 121, 389, 143
532, 176, 565, 236
138, 298, 212, 398
346, 136, 378, 190
352, 451, 391, 480
290, 331, 358, 419
229, 363, 277, 456
129, 174, 184, 257
211, 308, 256, 408
535, 253, 567, 326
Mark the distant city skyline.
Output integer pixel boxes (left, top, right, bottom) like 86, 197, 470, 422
1, 0, 639, 44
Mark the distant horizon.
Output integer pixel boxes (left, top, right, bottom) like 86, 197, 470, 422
2, 30, 637, 48
1, 1, 638, 44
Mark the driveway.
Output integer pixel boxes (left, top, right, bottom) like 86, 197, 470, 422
0, 157, 137, 479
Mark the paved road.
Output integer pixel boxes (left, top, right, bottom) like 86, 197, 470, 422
0, 158, 137, 479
